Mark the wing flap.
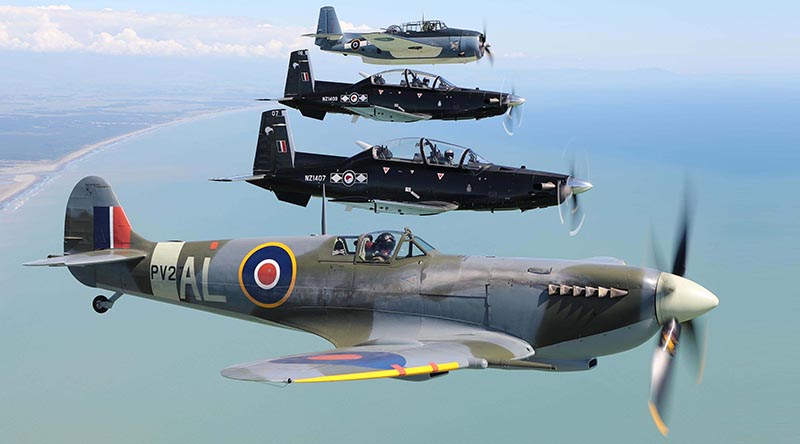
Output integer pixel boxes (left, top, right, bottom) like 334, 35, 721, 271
24, 249, 147, 267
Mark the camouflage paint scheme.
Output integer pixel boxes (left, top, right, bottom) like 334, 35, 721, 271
27, 176, 663, 383
308, 7, 488, 65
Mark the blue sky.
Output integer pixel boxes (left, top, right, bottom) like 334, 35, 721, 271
2, 1, 799, 74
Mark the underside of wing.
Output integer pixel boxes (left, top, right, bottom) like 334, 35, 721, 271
345, 105, 431, 123
23, 249, 147, 267
344, 105, 430, 123
360, 33, 443, 58
221, 342, 474, 383
331, 198, 458, 215
222, 328, 534, 384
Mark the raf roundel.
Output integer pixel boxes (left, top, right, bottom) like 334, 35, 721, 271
238, 242, 297, 308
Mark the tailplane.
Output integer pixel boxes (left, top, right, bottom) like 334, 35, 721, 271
24, 176, 150, 269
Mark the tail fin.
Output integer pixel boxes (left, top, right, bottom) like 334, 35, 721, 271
284, 49, 315, 98
253, 109, 296, 174
315, 6, 342, 47
64, 176, 147, 254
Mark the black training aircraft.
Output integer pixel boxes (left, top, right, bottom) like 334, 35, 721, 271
273, 50, 524, 133
214, 110, 591, 230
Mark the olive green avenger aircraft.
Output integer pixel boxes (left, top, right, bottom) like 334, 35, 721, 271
25, 176, 717, 436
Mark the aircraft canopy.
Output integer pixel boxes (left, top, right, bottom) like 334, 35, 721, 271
371, 69, 455, 91
372, 138, 491, 169
386, 20, 448, 34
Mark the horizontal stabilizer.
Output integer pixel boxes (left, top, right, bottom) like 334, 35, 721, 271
209, 174, 266, 182
24, 249, 147, 267
302, 33, 342, 40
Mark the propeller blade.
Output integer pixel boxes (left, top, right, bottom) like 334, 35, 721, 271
681, 319, 708, 383
649, 318, 681, 437
672, 186, 693, 277
485, 45, 494, 66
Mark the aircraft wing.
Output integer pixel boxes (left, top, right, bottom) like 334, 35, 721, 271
345, 105, 432, 123
331, 198, 458, 215
23, 249, 147, 267
360, 33, 443, 58
222, 330, 533, 383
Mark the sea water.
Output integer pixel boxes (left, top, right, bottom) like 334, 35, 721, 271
1, 78, 798, 443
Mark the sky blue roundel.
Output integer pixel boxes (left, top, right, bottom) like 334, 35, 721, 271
238, 242, 296, 308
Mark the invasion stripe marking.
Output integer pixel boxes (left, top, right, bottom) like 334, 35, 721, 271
292, 362, 460, 383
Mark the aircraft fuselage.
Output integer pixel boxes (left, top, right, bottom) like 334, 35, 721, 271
70, 233, 661, 367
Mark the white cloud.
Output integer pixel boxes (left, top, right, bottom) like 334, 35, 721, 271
0, 5, 348, 58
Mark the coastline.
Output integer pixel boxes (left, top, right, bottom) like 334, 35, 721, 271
0, 105, 261, 211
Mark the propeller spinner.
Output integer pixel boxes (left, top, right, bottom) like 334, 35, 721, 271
556, 156, 592, 236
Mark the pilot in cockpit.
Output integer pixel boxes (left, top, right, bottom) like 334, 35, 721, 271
372, 232, 396, 262
373, 74, 385, 85
375, 145, 393, 160
444, 149, 455, 165
423, 141, 443, 164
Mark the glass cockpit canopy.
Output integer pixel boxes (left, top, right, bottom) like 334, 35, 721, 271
386, 20, 448, 34
371, 137, 491, 169
370, 69, 454, 91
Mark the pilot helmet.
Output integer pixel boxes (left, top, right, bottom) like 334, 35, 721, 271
377, 232, 395, 246
445, 149, 454, 160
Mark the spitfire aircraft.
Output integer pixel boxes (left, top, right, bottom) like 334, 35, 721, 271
26, 175, 718, 436
305, 6, 493, 65
273, 50, 524, 129
212, 110, 590, 231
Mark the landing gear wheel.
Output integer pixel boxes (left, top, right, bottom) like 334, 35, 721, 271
93, 295, 109, 314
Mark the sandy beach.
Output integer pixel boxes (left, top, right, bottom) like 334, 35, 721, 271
0, 105, 261, 210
